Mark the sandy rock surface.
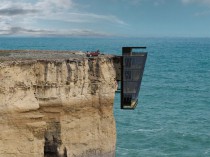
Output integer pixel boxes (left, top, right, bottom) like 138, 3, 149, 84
0, 50, 120, 157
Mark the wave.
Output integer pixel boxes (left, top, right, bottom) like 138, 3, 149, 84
131, 128, 163, 133
117, 147, 135, 151
204, 148, 210, 155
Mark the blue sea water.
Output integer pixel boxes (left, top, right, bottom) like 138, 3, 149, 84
0, 37, 210, 157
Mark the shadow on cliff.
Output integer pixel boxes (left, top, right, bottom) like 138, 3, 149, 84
112, 56, 121, 81
44, 121, 67, 157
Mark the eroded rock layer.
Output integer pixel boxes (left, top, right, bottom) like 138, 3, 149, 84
0, 51, 119, 157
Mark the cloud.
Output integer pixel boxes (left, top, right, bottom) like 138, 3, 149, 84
0, 0, 126, 36
0, 0, 75, 17
111, 0, 165, 6
0, 26, 53, 35
153, 0, 165, 6
0, 8, 38, 16
35, 0, 74, 10
181, 0, 210, 5
181, 0, 210, 17
0, 26, 113, 37
42, 12, 127, 25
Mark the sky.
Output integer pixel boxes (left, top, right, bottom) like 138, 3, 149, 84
0, 0, 210, 37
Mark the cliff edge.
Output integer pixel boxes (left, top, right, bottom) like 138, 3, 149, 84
0, 50, 120, 157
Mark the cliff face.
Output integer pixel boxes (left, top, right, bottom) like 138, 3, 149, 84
0, 51, 119, 157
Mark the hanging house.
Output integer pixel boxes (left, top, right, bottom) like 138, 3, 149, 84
121, 47, 147, 109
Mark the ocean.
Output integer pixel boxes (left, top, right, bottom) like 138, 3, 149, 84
0, 37, 210, 157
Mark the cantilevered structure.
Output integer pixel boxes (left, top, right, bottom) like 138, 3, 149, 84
121, 47, 147, 109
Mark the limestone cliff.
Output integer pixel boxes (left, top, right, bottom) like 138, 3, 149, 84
0, 50, 120, 157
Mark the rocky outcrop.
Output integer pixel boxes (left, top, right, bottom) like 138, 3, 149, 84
0, 50, 120, 157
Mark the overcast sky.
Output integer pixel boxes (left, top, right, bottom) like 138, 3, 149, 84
0, 0, 210, 37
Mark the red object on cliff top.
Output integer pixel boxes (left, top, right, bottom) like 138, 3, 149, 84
86, 50, 100, 57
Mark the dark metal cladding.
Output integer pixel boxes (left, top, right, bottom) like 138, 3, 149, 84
121, 47, 147, 109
